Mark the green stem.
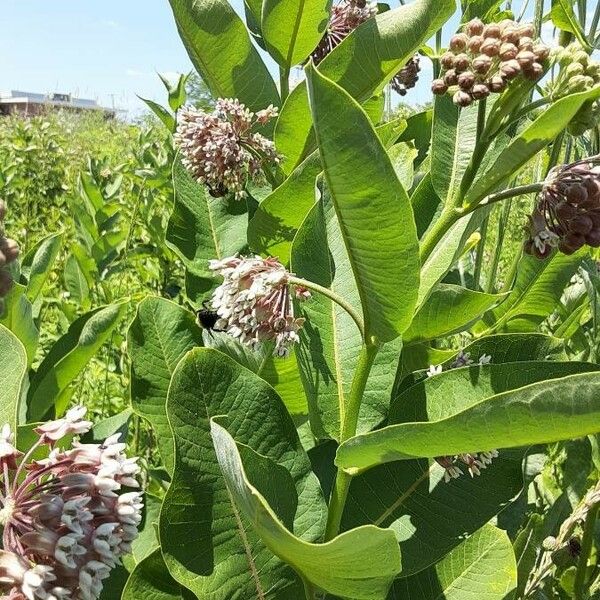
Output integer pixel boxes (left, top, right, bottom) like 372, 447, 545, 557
533, 0, 545, 37
458, 182, 544, 216
324, 342, 379, 541
288, 275, 365, 339
486, 198, 512, 293
419, 208, 461, 264
590, 0, 600, 41
433, 29, 442, 79
472, 215, 489, 290
574, 501, 599, 600
279, 67, 290, 104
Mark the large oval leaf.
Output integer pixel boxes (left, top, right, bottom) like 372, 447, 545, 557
275, 0, 455, 171
211, 420, 401, 599
20, 232, 62, 305
167, 0, 279, 112
262, 0, 331, 68
390, 525, 517, 599
292, 191, 402, 439
0, 324, 27, 431
160, 348, 326, 599
306, 65, 420, 341
337, 368, 600, 471
128, 297, 204, 474
166, 158, 249, 279
123, 550, 186, 600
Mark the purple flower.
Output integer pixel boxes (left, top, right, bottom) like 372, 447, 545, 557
0, 409, 142, 600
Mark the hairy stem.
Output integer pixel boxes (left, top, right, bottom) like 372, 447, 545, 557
288, 276, 365, 338
458, 182, 544, 216
324, 342, 379, 540
574, 501, 599, 600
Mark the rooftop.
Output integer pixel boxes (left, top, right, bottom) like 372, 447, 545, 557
0, 90, 113, 112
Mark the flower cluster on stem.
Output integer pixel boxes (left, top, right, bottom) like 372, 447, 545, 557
311, 0, 377, 65
391, 55, 421, 96
209, 255, 311, 357
174, 99, 280, 201
0, 408, 142, 600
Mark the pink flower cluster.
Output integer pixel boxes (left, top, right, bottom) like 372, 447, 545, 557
174, 98, 280, 201
0, 408, 142, 600
209, 255, 311, 357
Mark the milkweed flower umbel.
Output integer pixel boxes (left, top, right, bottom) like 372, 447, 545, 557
174, 99, 281, 201
209, 255, 311, 357
524, 156, 600, 258
311, 0, 377, 65
0, 407, 142, 600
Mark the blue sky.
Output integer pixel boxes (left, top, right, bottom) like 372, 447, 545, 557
1, 1, 595, 118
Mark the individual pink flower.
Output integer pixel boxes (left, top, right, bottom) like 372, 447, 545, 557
208, 255, 311, 357
34, 407, 92, 444
0, 425, 22, 470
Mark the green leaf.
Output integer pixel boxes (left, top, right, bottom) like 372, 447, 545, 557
0, 283, 39, 366
27, 302, 128, 421
166, 158, 248, 278
337, 367, 600, 472
20, 232, 62, 304
262, 0, 331, 68
83, 408, 133, 444
397, 108, 432, 166
159, 71, 189, 112
139, 97, 176, 133
404, 284, 506, 344
212, 419, 401, 599
476, 250, 585, 333
388, 142, 418, 191
410, 173, 441, 239
465, 86, 600, 206
123, 550, 185, 600
292, 191, 403, 439
390, 525, 517, 599
168, 0, 279, 113
550, 0, 591, 52
0, 324, 27, 432
247, 152, 321, 261
160, 347, 326, 599
513, 514, 544, 598
128, 297, 204, 474
461, 0, 505, 20
64, 254, 91, 310
306, 65, 420, 341
275, 0, 454, 171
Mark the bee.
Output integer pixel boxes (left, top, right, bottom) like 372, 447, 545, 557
196, 300, 224, 335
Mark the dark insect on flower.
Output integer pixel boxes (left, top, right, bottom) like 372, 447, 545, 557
196, 300, 225, 335
310, 0, 377, 65
390, 55, 421, 96
568, 537, 582, 557
524, 155, 600, 258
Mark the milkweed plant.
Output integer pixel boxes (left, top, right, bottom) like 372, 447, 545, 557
3, 0, 600, 598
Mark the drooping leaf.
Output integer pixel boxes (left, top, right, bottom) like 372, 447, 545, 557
27, 302, 128, 421
20, 232, 62, 305
211, 419, 401, 600
390, 525, 517, 599
0, 324, 27, 432
166, 158, 248, 279
404, 284, 506, 344
337, 367, 600, 472
139, 97, 176, 133
465, 86, 600, 206
167, 0, 279, 114
306, 65, 420, 341
160, 348, 326, 599
128, 297, 204, 474
550, 0, 591, 52
262, 0, 331, 68
275, 0, 456, 171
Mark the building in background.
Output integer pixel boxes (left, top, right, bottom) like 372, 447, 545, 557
0, 91, 118, 118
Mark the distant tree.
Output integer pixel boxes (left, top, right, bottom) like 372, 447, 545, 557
186, 72, 216, 111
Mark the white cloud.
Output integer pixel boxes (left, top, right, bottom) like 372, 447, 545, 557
125, 68, 148, 78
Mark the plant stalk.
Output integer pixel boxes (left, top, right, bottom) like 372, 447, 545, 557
419, 208, 461, 264
574, 501, 599, 600
472, 215, 489, 290
288, 276, 365, 338
280, 67, 290, 104
324, 342, 379, 541
486, 198, 512, 293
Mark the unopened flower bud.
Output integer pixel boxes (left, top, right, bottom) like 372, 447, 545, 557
471, 83, 490, 99
472, 55, 492, 74
449, 33, 469, 51
483, 23, 501, 38
481, 38, 500, 57
499, 42, 518, 60
453, 53, 470, 72
431, 79, 448, 95
574, 50, 589, 66
533, 43, 550, 61
468, 35, 484, 53
518, 37, 534, 51
524, 62, 544, 81
516, 50, 535, 69
501, 25, 520, 44
500, 59, 521, 79
453, 90, 472, 107
517, 23, 535, 38
0, 239, 19, 264
559, 232, 586, 254
465, 18, 484, 36
566, 62, 585, 77
585, 229, 600, 246
458, 71, 475, 90
444, 69, 458, 85
569, 215, 593, 235
440, 51, 455, 69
